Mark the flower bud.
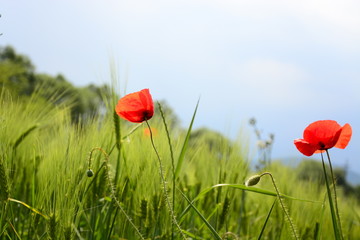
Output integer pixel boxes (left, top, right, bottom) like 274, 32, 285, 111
86, 169, 94, 177
245, 175, 261, 186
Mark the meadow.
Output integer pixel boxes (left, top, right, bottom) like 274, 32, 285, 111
0, 87, 359, 240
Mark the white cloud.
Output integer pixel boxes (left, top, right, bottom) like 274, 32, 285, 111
230, 59, 311, 106
188, 0, 360, 52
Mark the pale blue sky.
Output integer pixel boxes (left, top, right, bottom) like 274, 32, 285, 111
2, 0, 360, 174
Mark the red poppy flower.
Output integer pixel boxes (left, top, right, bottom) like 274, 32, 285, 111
294, 120, 352, 156
144, 127, 158, 137
115, 89, 154, 123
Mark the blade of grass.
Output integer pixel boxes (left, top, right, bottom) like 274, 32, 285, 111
178, 188, 222, 240
7, 220, 22, 240
175, 99, 199, 178
106, 206, 119, 240
8, 198, 49, 220
257, 199, 276, 240
0, 222, 8, 237
315, 192, 327, 240
182, 229, 205, 240
198, 203, 221, 231
179, 183, 319, 221
200, 184, 319, 203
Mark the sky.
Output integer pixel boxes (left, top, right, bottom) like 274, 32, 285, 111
1, 0, 360, 175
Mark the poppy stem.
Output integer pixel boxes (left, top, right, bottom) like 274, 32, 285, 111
260, 172, 299, 240
145, 120, 186, 239
320, 152, 342, 240
325, 150, 344, 239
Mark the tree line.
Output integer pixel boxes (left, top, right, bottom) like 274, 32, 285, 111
0, 45, 111, 122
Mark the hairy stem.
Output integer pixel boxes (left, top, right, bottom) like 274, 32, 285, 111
260, 172, 298, 240
145, 120, 186, 239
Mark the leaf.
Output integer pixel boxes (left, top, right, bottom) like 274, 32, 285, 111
208, 184, 320, 203
258, 199, 276, 240
179, 183, 319, 221
175, 99, 199, 178
8, 198, 49, 220
178, 189, 222, 240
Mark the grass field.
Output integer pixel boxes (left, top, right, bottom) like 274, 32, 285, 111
0, 88, 359, 240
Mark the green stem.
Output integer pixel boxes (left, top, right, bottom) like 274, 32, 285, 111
325, 150, 344, 239
320, 152, 341, 240
157, 102, 176, 240
258, 199, 276, 240
260, 172, 298, 240
145, 120, 186, 239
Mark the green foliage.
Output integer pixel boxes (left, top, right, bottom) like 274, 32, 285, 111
1, 88, 359, 239
296, 159, 325, 184
0, 45, 111, 122
296, 159, 359, 198
0, 46, 359, 239
0, 87, 249, 239
0, 46, 35, 95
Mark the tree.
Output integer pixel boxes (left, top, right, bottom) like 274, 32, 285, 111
296, 159, 357, 197
296, 159, 325, 184
0, 46, 35, 95
0, 45, 110, 122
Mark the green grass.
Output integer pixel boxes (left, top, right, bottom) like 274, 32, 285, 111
0, 88, 359, 239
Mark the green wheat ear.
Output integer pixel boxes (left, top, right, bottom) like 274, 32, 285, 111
0, 158, 10, 201
12, 124, 38, 150
219, 196, 231, 230
140, 199, 148, 222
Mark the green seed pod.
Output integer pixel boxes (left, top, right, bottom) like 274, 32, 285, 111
245, 175, 261, 186
86, 169, 94, 177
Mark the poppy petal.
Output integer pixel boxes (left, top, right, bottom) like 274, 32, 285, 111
294, 139, 318, 156
303, 120, 342, 149
120, 110, 145, 123
334, 123, 352, 149
139, 89, 154, 111
115, 89, 154, 123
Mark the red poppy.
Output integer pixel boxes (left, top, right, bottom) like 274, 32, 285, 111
144, 127, 158, 137
294, 120, 352, 156
115, 89, 154, 123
